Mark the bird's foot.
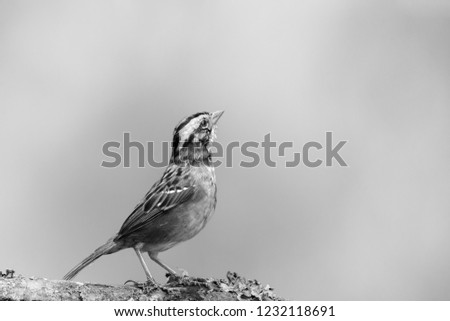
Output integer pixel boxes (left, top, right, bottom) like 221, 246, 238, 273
166, 273, 181, 283
166, 269, 191, 284
124, 279, 158, 290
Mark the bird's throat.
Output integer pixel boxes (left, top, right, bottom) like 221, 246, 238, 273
171, 142, 213, 166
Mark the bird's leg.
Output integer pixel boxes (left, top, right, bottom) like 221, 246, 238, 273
135, 248, 155, 282
148, 252, 178, 276
124, 248, 156, 287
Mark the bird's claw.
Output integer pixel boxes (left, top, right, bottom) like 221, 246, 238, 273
166, 272, 191, 284
124, 279, 158, 289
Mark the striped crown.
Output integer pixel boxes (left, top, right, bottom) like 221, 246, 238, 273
171, 111, 224, 165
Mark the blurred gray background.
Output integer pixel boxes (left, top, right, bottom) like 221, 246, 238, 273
1, 0, 450, 300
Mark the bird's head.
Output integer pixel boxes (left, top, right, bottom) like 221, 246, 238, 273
171, 110, 224, 164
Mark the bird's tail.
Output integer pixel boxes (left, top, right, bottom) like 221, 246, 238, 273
63, 238, 121, 281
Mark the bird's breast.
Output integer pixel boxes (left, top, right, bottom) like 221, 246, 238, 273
178, 165, 217, 237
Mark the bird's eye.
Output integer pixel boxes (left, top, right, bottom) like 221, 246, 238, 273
200, 119, 208, 129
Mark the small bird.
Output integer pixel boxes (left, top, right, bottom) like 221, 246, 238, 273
63, 111, 224, 283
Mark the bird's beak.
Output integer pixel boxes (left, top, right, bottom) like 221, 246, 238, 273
211, 110, 224, 125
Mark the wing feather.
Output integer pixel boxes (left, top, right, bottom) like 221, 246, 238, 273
115, 166, 195, 239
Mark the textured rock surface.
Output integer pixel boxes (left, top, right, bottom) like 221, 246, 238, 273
0, 272, 283, 301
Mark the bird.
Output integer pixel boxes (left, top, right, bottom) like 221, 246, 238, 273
63, 110, 224, 283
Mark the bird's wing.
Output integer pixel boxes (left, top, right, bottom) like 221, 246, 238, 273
115, 166, 196, 239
